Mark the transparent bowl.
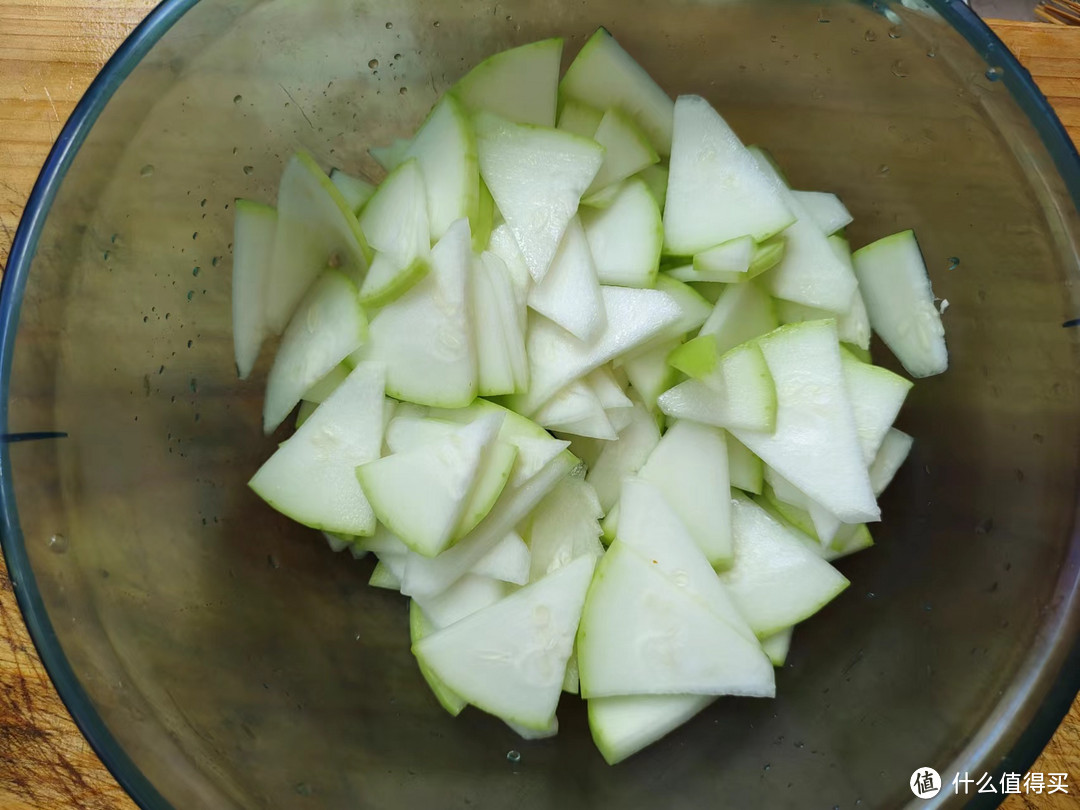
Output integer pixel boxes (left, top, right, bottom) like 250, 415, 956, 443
4, 1, 1080, 808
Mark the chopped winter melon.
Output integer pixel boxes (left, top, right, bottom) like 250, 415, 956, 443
452, 38, 563, 127
232, 199, 277, 380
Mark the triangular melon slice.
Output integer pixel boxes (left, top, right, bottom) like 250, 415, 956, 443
585, 399, 661, 511
663, 96, 794, 255
761, 627, 794, 667
263, 270, 367, 434
730, 320, 879, 523
527, 472, 605, 582
404, 95, 479, 240
472, 531, 531, 586
750, 149, 859, 314
451, 38, 563, 126
557, 99, 603, 139
638, 421, 734, 567
510, 286, 683, 416
660, 340, 776, 432
560, 27, 675, 156
472, 253, 522, 396
620, 339, 678, 412
840, 349, 912, 464
413, 554, 597, 730
249, 363, 385, 536
370, 137, 412, 172
581, 178, 662, 288
357, 159, 431, 306
586, 108, 660, 195
232, 200, 277, 380
329, 168, 375, 215
362, 218, 476, 407
727, 434, 764, 495
870, 428, 914, 496
698, 280, 778, 355
413, 573, 509, 630
535, 379, 617, 441
356, 413, 503, 557
588, 694, 714, 765
791, 190, 852, 236
577, 542, 776, 698
527, 217, 606, 342
617, 477, 752, 638
475, 112, 604, 282
409, 600, 467, 716
265, 151, 371, 333
721, 494, 850, 638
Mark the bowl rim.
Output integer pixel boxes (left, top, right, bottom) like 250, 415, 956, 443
1, 2, 1079, 809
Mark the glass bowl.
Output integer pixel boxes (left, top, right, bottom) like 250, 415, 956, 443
3, 1, 1080, 808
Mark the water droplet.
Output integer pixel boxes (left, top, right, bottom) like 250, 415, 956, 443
47, 534, 68, 554
888, 25, 902, 38
770, 34, 779, 43
268, 554, 281, 569
103, 250, 110, 261
947, 256, 960, 271
139, 164, 155, 178
878, 164, 890, 176
368, 58, 379, 70
399, 86, 408, 95
394, 53, 402, 60
817, 11, 830, 22
187, 290, 194, 301
242, 165, 254, 175
864, 29, 877, 42
891, 60, 908, 78
190, 377, 198, 393
866, 591, 876, 599
506, 750, 520, 763
211, 256, 220, 267
506, 14, 513, 21
985, 66, 1003, 82
192, 266, 200, 277
763, 764, 771, 772
433, 20, 440, 27
294, 782, 312, 797
811, 87, 825, 100
384, 21, 393, 29
795, 741, 805, 749
923, 603, 933, 611
926, 48, 936, 59
233, 94, 243, 104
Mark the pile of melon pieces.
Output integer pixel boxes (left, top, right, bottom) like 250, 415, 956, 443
233, 28, 948, 765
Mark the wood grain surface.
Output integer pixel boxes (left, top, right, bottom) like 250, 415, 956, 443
0, 4, 1078, 808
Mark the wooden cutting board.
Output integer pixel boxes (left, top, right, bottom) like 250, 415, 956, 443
0, 4, 1078, 808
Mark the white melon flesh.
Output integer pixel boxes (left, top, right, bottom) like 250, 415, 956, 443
370, 560, 402, 590
472, 252, 527, 397
663, 96, 794, 255
727, 434, 764, 495
481, 251, 530, 393
452, 38, 563, 127
263, 270, 367, 434
660, 340, 776, 433
616, 477, 752, 639
527, 217, 606, 341
560, 27, 675, 155
357, 159, 431, 306
414, 554, 597, 730
405, 95, 479, 240
329, 169, 375, 215
476, 112, 604, 282
698, 280, 778, 355
472, 531, 531, 586
870, 428, 914, 495
414, 573, 509, 630
507, 716, 560, 741
510, 286, 683, 416
749, 151, 859, 314
587, 108, 660, 195
638, 164, 669, 211
853, 230, 948, 378
362, 218, 476, 407
558, 99, 604, 138
265, 151, 371, 334
232, 200, 277, 380
486, 223, 532, 311
409, 601, 467, 716
357, 414, 502, 557
729, 320, 879, 524
791, 190, 853, 236
637, 421, 734, 567
401, 450, 577, 599
621, 340, 678, 412
586, 400, 661, 512
722, 494, 850, 638
588, 694, 714, 765
527, 473, 605, 582
249, 363, 385, 536
761, 627, 794, 667
680, 236, 753, 282
535, 380, 617, 441
840, 350, 912, 464
577, 542, 776, 699
581, 179, 662, 288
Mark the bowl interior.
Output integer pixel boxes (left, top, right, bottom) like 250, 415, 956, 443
6, 1, 1080, 808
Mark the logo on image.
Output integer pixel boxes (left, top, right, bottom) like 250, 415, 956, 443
911, 767, 942, 800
